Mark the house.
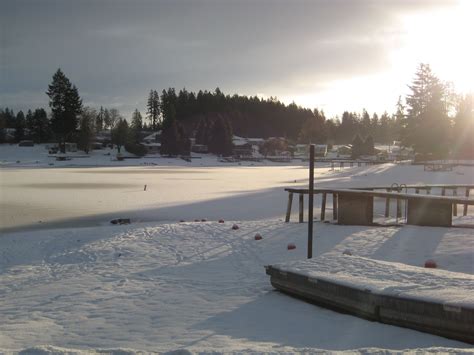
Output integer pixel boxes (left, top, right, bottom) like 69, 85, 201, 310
143, 131, 162, 144
294, 144, 328, 158
143, 142, 161, 154
233, 143, 253, 157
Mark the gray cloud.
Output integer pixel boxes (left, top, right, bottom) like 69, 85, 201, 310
0, 0, 457, 117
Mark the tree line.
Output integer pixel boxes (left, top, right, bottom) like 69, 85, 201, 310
1, 64, 472, 158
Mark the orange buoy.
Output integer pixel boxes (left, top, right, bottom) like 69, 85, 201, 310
424, 259, 437, 268
287, 243, 296, 250
254, 233, 262, 240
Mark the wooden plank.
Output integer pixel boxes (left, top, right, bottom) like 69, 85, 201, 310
385, 188, 391, 217
299, 193, 304, 223
464, 188, 470, 216
285, 192, 293, 223
283, 188, 474, 205
453, 188, 457, 217
320, 193, 327, 221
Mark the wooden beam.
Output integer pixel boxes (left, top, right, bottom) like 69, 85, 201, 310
299, 193, 304, 223
321, 192, 327, 221
285, 192, 293, 223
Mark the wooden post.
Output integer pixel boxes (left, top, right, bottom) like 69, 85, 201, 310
340, 162, 343, 169
453, 188, 457, 216
332, 193, 338, 220
427, 188, 431, 195
464, 188, 470, 216
350, 162, 353, 167
396, 189, 402, 219
385, 188, 391, 217
285, 192, 293, 223
442, 187, 446, 196
358, 161, 361, 167
415, 188, 420, 194
299, 193, 304, 223
308, 145, 315, 259
331, 161, 334, 171
321, 193, 327, 221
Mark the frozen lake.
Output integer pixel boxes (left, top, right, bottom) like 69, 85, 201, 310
2, 162, 473, 232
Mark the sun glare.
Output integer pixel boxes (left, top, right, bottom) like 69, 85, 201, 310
393, 0, 473, 93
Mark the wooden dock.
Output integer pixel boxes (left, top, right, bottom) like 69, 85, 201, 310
266, 255, 474, 344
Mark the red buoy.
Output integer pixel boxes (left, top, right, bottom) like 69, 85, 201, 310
254, 233, 262, 240
232, 224, 239, 230
424, 259, 437, 268
179, 219, 185, 223
201, 218, 207, 222
218, 219, 225, 223
287, 243, 296, 250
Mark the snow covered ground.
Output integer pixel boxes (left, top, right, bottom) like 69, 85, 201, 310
0, 144, 473, 353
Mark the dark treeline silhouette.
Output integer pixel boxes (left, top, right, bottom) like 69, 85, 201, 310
1, 64, 472, 159
149, 87, 404, 146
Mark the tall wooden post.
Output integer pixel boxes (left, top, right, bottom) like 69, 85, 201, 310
308, 144, 315, 259
464, 188, 470, 216
299, 193, 304, 223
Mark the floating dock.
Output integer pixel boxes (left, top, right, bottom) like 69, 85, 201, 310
265, 254, 474, 344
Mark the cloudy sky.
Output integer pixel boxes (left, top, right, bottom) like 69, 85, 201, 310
1, 0, 472, 118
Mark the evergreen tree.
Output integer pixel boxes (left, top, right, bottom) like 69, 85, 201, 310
25, 109, 34, 135
4, 108, 16, 128
208, 116, 233, 156
46, 68, 82, 152
111, 119, 129, 153
195, 117, 210, 145
160, 88, 177, 127
160, 120, 184, 155
404, 63, 451, 156
31, 108, 50, 143
351, 134, 364, 158
147, 90, 160, 130
298, 109, 326, 143
363, 135, 375, 155
78, 107, 96, 154
130, 109, 143, 143
453, 94, 474, 158
14, 111, 26, 142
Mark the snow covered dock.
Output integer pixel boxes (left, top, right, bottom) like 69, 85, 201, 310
266, 254, 474, 343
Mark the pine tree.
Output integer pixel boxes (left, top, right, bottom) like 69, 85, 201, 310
404, 63, 451, 156
208, 116, 233, 156
14, 111, 26, 142
453, 94, 474, 158
130, 109, 143, 143
351, 134, 364, 159
147, 90, 160, 130
26, 110, 34, 135
31, 108, 50, 143
46, 68, 82, 152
